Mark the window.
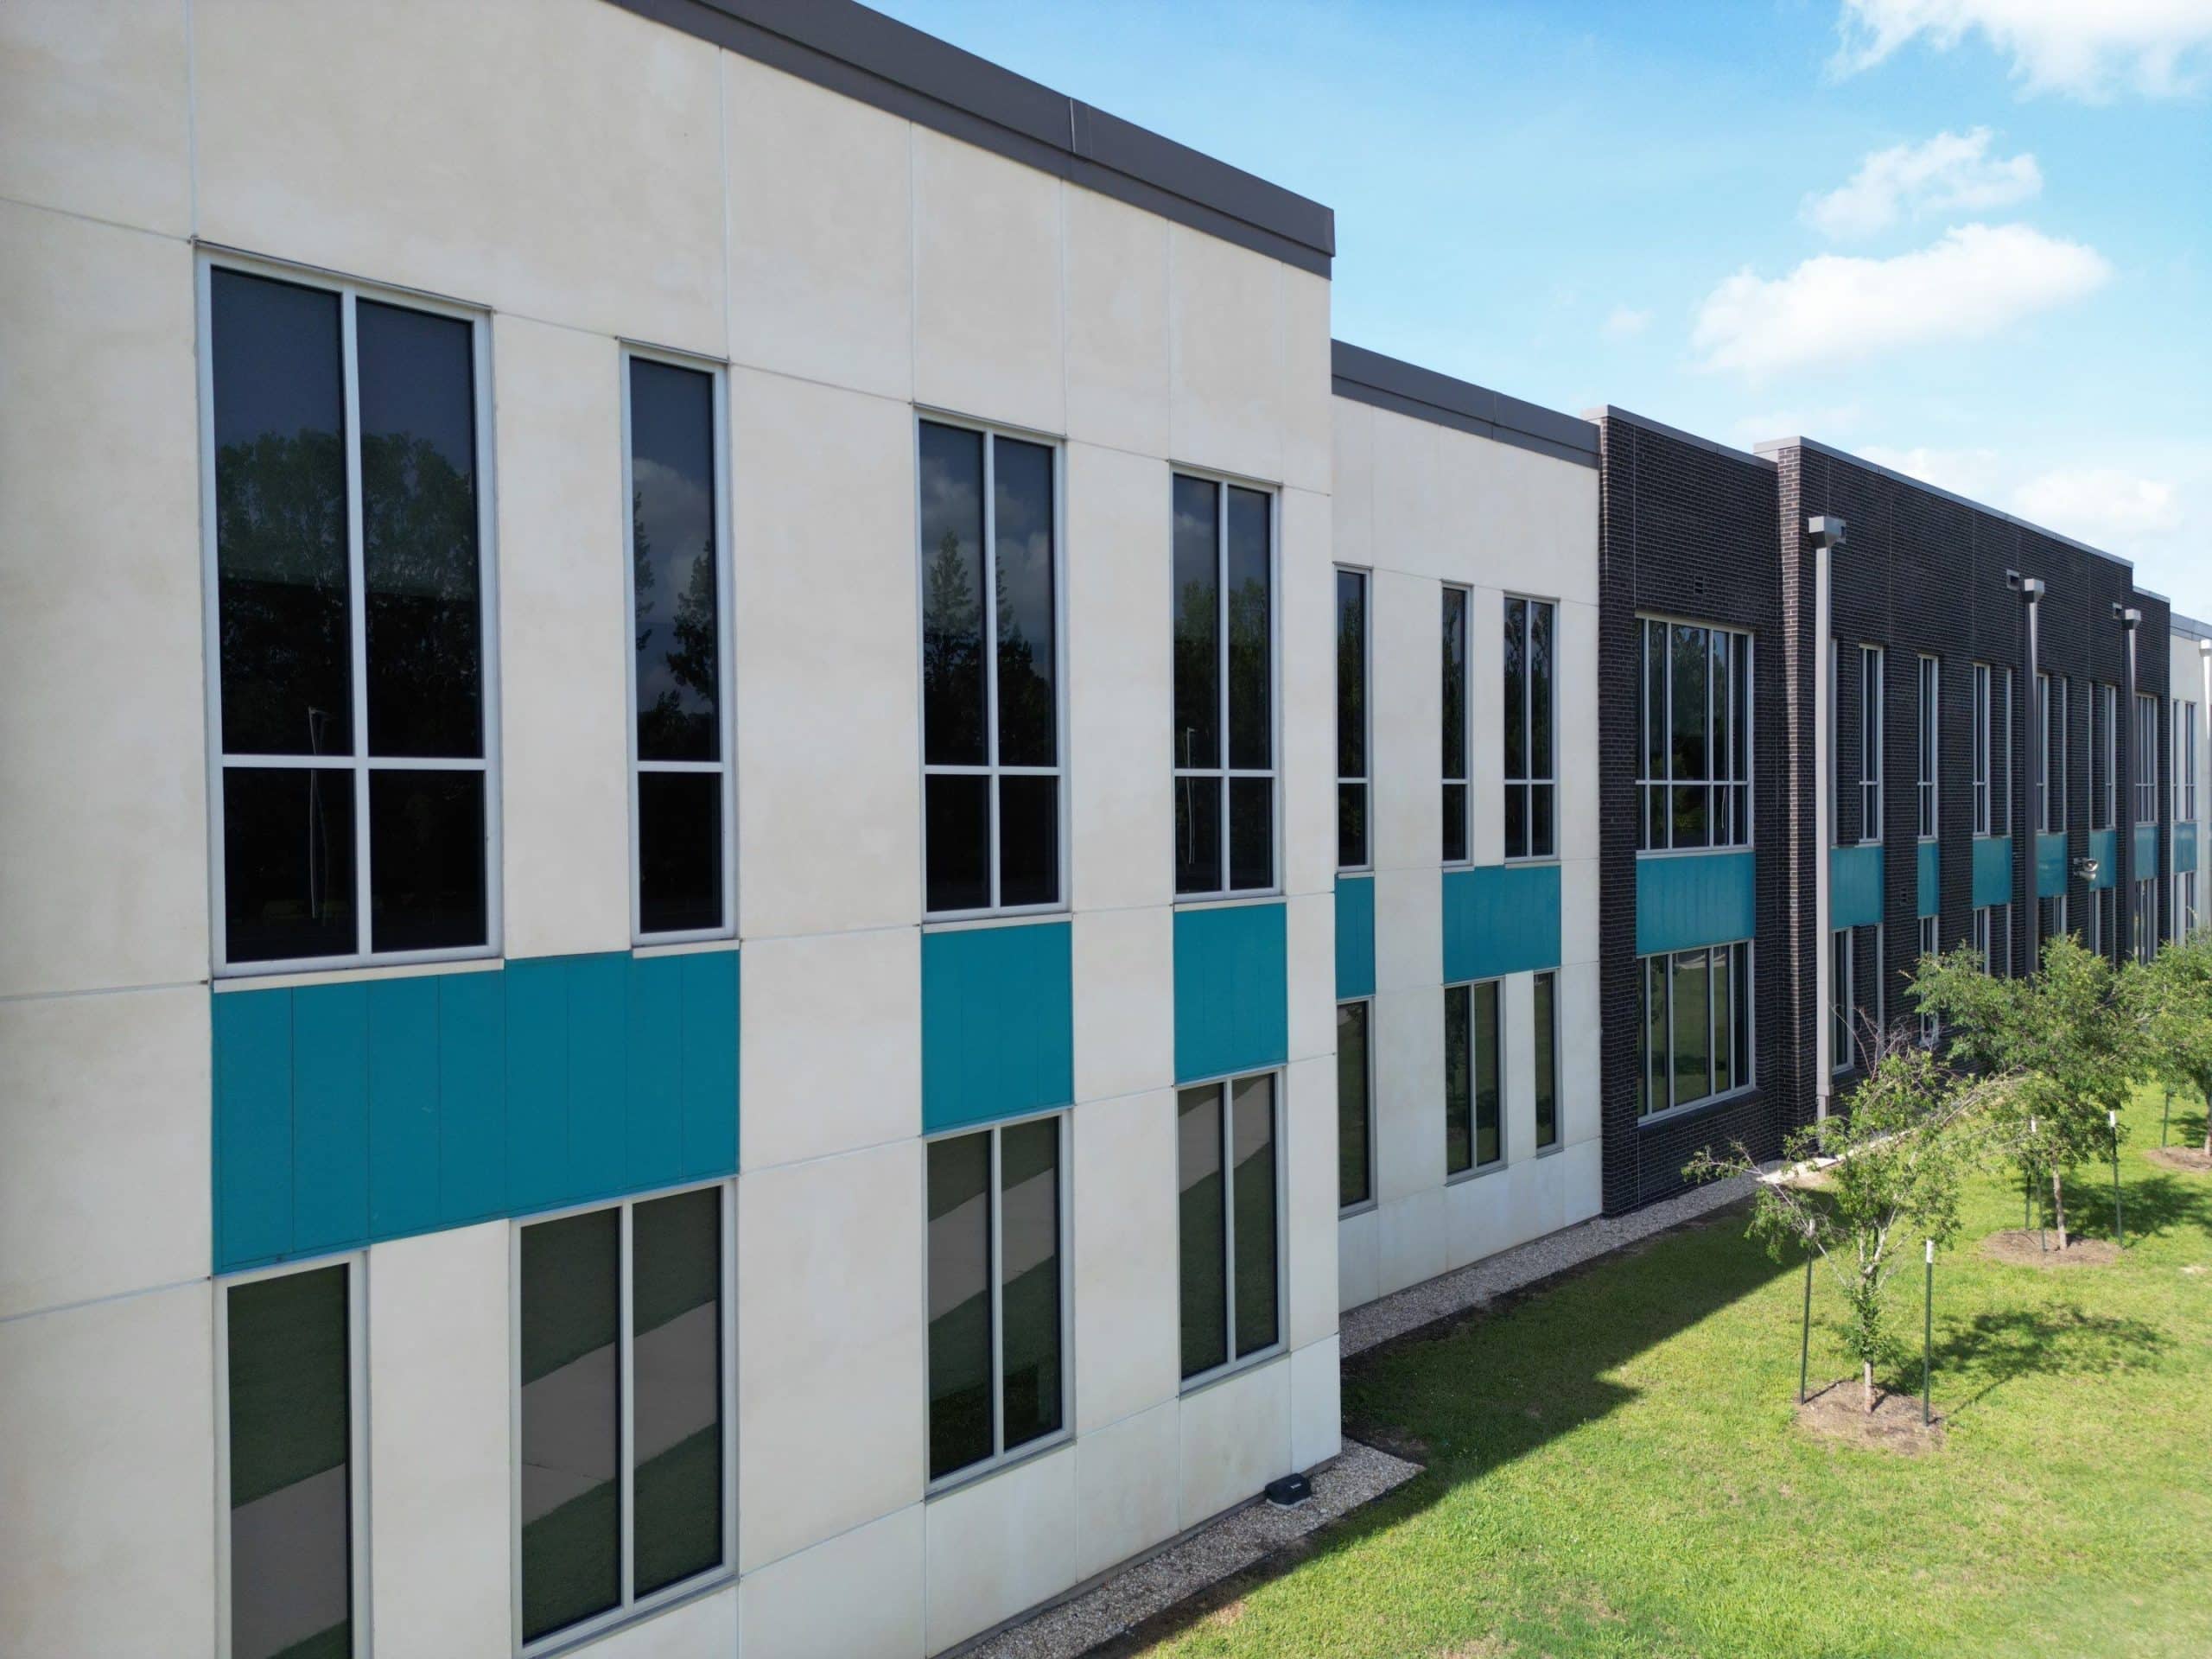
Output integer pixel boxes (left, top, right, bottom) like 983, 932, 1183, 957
1974, 903, 2011, 977
1442, 586, 1471, 862
1832, 928, 1855, 1073
1504, 597, 1557, 859
2135, 877, 2158, 963
1972, 664, 2010, 837
205, 263, 497, 973
2037, 672, 2067, 835
1636, 619, 1752, 850
2181, 870, 2199, 939
519, 1185, 730, 1647
1859, 645, 1884, 841
1534, 970, 1559, 1150
1178, 1073, 1281, 1383
1173, 477, 1274, 897
2176, 700, 2198, 823
1916, 655, 1939, 839
2039, 894, 2068, 957
2091, 885, 2115, 957
1917, 914, 1939, 1046
1338, 1001, 1373, 1211
1444, 980, 1501, 1174
2092, 683, 2117, 831
927, 1115, 1066, 1484
2136, 694, 2160, 825
1637, 942, 1751, 1116
922, 421, 1061, 916
1337, 569, 1370, 869
626, 354, 731, 940
224, 1262, 361, 1659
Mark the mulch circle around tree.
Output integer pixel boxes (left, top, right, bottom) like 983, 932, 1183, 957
2147, 1145, 2212, 1175
1981, 1229, 2120, 1268
1795, 1381, 1945, 1454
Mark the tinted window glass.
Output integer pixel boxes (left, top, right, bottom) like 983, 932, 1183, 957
1530, 600, 1553, 781
1176, 1085, 1226, 1379
1534, 971, 1558, 1148
1339, 783, 1368, 872
1337, 571, 1365, 779
928, 1134, 993, 1479
367, 769, 486, 952
224, 767, 357, 963
630, 359, 720, 764
1712, 947, 1733, 1096
1337, 1002, 1370, 1208
1226, 487, 1271, 770
1172, 477, 1219, 772
925, 774, 990, 913
632, 1188, 724, 1597
1443, 590, 1468, 782
520, 1209, 621, 1642
920, 423, 988, 767
999, 774, 1058, 909
1474, 981, 1501, 1166
999, 1117, 1062, 1452
1503, 596, 1525, 780
1672, 949, 1710, 1105
1230, 1074, 1278, 1358
637, 770, 723, 936
994, 437, 1056, 767
1176, 775, 1222, 897
1229, 776, 1273, 892
1444, 984, 1471, 1175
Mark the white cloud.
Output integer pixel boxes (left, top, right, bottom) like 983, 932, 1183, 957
2014, 467, 2184, 538
1803, 128, 2040, 238
1691, 222, 2110, 378
1602, 305, 1651, 339
1835, 0, 2212, 99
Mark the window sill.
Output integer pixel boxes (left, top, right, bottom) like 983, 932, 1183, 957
1179, 1344, 1287, 1400
1446, 1159, 1505, 1186
522, 1566, 735, 1659
212, 950, 501, 991
1636, 1084, 1757, 1130
1172, 890, 1285, 912
1338, 1198, 1378, 1220
922, 908, 1071, 933
925, 1427, 1074, 1503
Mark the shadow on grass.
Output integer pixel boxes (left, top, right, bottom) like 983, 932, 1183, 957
1926, 1305, 2166, 1415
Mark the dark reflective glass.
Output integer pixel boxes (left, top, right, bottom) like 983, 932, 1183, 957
1441, 588, 1467, 782
1711, 948, 1732, 1098
1531, 600, 1553, 780
1175, 775, 1221, 896
1444, 984, 1471, 1175
368, 769, 486, 952
1643, 621, 1667, 782
1504, 782, 1528, 861
1673, 782, 1709, 849
633, 1188, 724, 1597
1230, 777, 1273, 891
1672, 624, 1708, 782
521, 1209, 620, 1642
999, 775, 1058, 908
926, 774, 990, 913
1672, 949, 1711, 1106
212, 270, 351, 757
928, 1134, 993, 1479
1713, 633, 1733, 787
639, 771, 723, 935
1226, 488, 1271, 770
1732, 637, 1751, 785
1231, 1074, 1278, 1358
1535, 972, 1559, 1148
1336, 569, 1365, 779
994, 437, 1056, 767
1503, 596, 1525, 781
224, 767, 357, 963
228, 1265, 351, 1659
1176, 1085, 1226, 1379
1732, 943, 1753, 1082
1337, 1002, 1370, 1209
1443, 783, 1468, 865
922, 423, 988, 766
359, 299, 480, 758
1172, 476, 1219, 770
630, 359, 720, 764
1000, 1117, 1062, 1452
1338, 781, 1367, 869
1532, 782, 1555, 860
1474, 982, 1501, 1166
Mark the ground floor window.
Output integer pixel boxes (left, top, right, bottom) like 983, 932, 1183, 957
2090, 886, 2115, 958
1179, 1072, 1281, 1384
1637, 942, 1751, 1117
1534, 970, 1559, 1150
2135, 878, 2158, 962
1974, 903, 2011, 977
1831, 928, 1855, 1074
2037, 895, 2068, 963
2182, 871, 2200, 939
1338, 1001, 1372, 1211
1445, 980, 1502, 1174
1917, 914, 1939, 1046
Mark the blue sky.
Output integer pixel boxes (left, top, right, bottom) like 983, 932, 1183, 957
870, 0, 2212, 618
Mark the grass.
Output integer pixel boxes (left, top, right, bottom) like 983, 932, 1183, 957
1136, 1090, 2212, 1659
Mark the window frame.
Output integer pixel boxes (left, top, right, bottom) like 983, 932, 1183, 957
1832, 927, 1855, 1075
1441, 582, 1472, 867
1504, 593, 1559, 861
1916, 654, 1939, 840
2040, 672, 2068, 836
1336, 997, 1376, 1217
1636, 939, 1755, 1122
2177, 700, 2198, 823
198, 251, 505, 979
1532, 968, 1560, 1152
2135, 693, 2161, 827
2093, 683, 2117, 831
1974, 901, 2011, 977
1175, 1067, 1287, 1393
1443, 976, 1504, 1179
1335, 565, 1372, 874
214, 1250, 371, 1659
1634, 614, 1755, 852
2135, 876, 2158, 962
1859, 644, 1884, 843
510, 1178, 738, 1656
1917, 913, 1939, 1046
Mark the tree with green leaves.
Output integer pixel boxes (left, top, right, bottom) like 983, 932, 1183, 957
2122, 931, 2212, 1156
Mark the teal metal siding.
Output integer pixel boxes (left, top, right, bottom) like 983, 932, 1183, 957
1442, 864, 1561, 982
2036, 832, 2068, 899
1830, 844, 1884, 929
1634, 851, 1755, 957
1334, 875, 1375, 1001
212, 949, 741, 1274
1971, 836, 2013, 908
1174, 902, 1288, 1084
2178, 822, 2198, 874
1916, 841, 1940, 918
2088, 829, 2118, 889
2135, 822, 2162, 875
921, 922, 1074, 1134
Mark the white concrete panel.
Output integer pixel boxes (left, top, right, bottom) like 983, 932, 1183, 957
0, 1282, 215, 1658
1288, 1336, 1342, 1471
1562, 1137, 1604, 1227
1178, 1355, 1291, 1527
1371, 867, 1441, 997
1281, 486, 1339, 899
1071, 909, 1174, 1105
739, 1503, 923, 1659
1285, 891, 1337, 1065
1557, 599, 1601, 865
1072, 1089, 1179, 1433
924, 1445, 1077, 1654
1167, 227, 1283, 484
1445, 1169, 1509, 1271
1560, 856, 1600, 973
1372, 986, 1443, 1205
1371, 569, 1440, 874
1282, 1054, 1339, 1353
732, 369, 921, 938
1468, 440, 1601, 607
368, 1224, 512, 1659
912, 129, 1063, 436
1336, 1206, 1379, 1313
1467, 584, 1508, 868
1331, 400, 1376, 575
0, 0, 189, 234
741, 927, 920, 1171
1560, 958, 1603, 1147
1072, 1399, 1179, 1581
493, 314, 632, 959
1281, 270, 1334, 497
193, 0, 726, 353
738, 1141, 925, 1572
0, 986, 208, 1320
1065, 442, 1173, 914
1376, 1186, 1445, 1297
1368, 410, 1442, 581
0, 205, 205, 998
726, 57, 912, 402
1501, 971, 1535, 1166
1064, 188, 1170, 458
583, 1584, 737, 1659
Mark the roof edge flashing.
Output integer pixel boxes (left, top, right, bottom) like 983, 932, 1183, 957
1333, 340, 1597, 468
1584, 406, 1774, 470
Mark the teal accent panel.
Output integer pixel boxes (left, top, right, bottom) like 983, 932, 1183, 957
1972, 836, 2014, 908
923, 923, 1075, 1134
2135, 822, 2161, 875
210, 947, 742, 1274
1173, 903, 1289, 1084
2088, 829, 2118, 889
1443, 863, 1562, 982
2178, 822, 2198, 874
1916, 842, 1940, 918
1634, 851, 1756, 957
1334, 876, 1375, 1001
2036, 833, 2069, 899
1830, 844, 1885, 929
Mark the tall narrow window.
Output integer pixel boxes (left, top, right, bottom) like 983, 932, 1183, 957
1859, 645, 1884, 841
1917, 914, 1939, 1046
1174, 478, 1273, 896
2091, 886, 2114, 957
1996, 669, 2013, 836
1178, 1074, 1281, 1382
1637, 942, 1751, 1116
1916, 655, 1939, 838
2092, 683, 2117, 831
207, 264, 495, 972
1337, 569, 1370, 869
1635, 619, 1751, 850
2136, 694, 2161, 825
921, 422, 1061, 916
226, 1263, 357, 1659
2038, 673, 2068, 835
1832, 929, 1855, 1071
2134, 877, 2157, 962
2177, 701, 2199, 823
1533, 970, 1559, 1150
627, 354, 730, 939
927, 1115, 1065, 1484
1504, 596, 1557, 858
1974, 903, 2011, 976
520, 1186, 729, 1646
1444, 980, 1501, 1174
1338, 1001, 1372, 1210
1441, 586, 1470, 862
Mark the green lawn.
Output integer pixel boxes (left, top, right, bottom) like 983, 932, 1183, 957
1141, 1090, 2212, 1659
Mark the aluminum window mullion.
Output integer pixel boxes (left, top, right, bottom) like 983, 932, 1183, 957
982, 435, 1001, 912
987, 1126, 1006, 1459
1218, 1083, 1236, 1368
1217, 486, 1231, 881
619, 1201, 637, 1610
340, 289, 373, 955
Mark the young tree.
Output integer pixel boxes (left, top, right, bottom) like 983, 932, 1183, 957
1688, 1038, 1986, 1412
2122, 933, 2212, 1155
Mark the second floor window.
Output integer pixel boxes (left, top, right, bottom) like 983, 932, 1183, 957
921, 422, 1061, 917
1859, 645, 1884, 841
2179, 701, 2200, 822
1442, 587, 1470, 862
1637, 618, 1751, 852
1972, 664, 2010, 836
1337, 569, 1370, 869
2092, 683, 2117, 830
1916, 654, 1939, 838
2136, 693, 2160, 824
1173, 477, 1274, 897
2037, 672, 2067, 835
1504, 596, 1556, 858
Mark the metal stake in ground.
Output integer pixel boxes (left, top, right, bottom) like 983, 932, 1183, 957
2161, 1087, 2171, 1148
1799, 1249, 1813, 1405
1922, 1238, 1934, 1428
2109, 1109, 2124, 1248
2031, 1116, 2045, 1252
